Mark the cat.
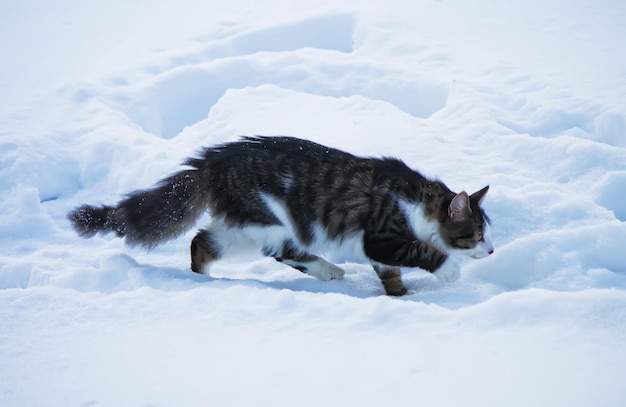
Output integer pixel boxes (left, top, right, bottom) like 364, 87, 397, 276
68, 136, 494, 296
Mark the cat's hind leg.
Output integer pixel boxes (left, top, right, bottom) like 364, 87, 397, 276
190, 229, 221, 274
372, 264, 407, 296
265, 240, 345, 281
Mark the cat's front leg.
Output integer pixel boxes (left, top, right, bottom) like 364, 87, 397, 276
363, 231, 447, 271
364, 231, 460, 287
372, 264, 407, 296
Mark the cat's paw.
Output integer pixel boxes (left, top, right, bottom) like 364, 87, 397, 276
324, 262, 346, 280
432, 259, 460, 283
305, 259, 345, 281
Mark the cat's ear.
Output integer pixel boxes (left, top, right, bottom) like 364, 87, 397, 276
449, 191, 471, 220
470, 185, 489, 206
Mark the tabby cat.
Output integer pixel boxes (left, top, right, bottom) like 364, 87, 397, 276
68, 136, 493, 295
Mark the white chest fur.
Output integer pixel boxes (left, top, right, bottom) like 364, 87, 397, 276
399, 201, 448, 254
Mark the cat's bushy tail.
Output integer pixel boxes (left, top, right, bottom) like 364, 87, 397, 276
68, 169, 209, 249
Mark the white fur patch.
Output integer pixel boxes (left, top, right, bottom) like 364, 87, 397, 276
309, 224, 366, 261
204, 218, 290, 258
399, 201, 447, 253
432, 258, 460, 282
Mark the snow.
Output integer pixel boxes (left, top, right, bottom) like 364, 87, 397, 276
2, 0, 626, 406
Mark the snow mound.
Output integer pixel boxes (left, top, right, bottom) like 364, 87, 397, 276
2, 1, 626, 406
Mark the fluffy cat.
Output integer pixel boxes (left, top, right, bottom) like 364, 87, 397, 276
68, 136, 494, 295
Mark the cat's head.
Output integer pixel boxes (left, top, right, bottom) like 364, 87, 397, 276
440, 185, 494, 259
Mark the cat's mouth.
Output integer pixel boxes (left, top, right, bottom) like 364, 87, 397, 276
472, 249, 494, 259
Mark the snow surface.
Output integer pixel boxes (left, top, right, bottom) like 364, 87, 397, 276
2, 0, 626, 406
